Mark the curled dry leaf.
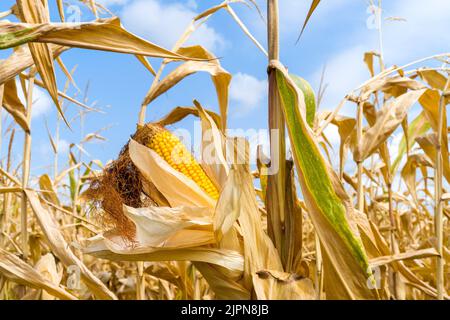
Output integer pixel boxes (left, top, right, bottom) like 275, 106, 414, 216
33, 253, 63, 300
16, 0, 66, 124
0, 45, 67, 86
38, 174, 60, 207
369, 247, 439, 269
143, 46, 231, 129
123, 205, 214, 248
0, 248, 76, 300
155, 105, 222, 129
354, 88, 426, 162
1, 79, 29, 132
84, 233, 244, 272
25, 189, 118, 300
0, 18, 188, 60
194, 100, 229, 188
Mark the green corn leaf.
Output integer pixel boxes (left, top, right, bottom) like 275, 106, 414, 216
290, 74, 316, 127
272, 61, 378, 299
391, 112, 431, 174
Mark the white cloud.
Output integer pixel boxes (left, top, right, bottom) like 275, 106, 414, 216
121, 0, 225, 52
229, 72, 267, 116
96, 0, 129, 6
279, 0, 350, 35
249, 0, 352, 38
17, 81, 53, 118
323, 124, 340, 147
313, 45, 369, 113
37, 138, 67, 158
31, 88, 53, 118
311, 0, 450, 109
382, 0, 450, 64
186, 0, 197, 10
57, 139, 70, 154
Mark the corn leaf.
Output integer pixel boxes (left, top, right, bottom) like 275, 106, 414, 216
354, 88, 426, 162
2, 79, 30, 132
84, 233, 244, 272
272, 60, 378, 299
143, 46, 231, 129
391, 111, 431, 174
123, 205, 214, 248
296, 0, 321, 42
290, 74, 316, 127
0, 18, 187, 60
0, 247, 76, 300
25, 189, 118, 300
16, 0, 66, 126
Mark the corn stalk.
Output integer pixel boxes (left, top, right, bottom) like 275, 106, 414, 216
356, 100, 365, 212
20, 74, 34, 260
266, 0, 287, 265
436, 76, 450, 300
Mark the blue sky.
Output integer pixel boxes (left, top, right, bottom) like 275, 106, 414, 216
1, 0, 449, 184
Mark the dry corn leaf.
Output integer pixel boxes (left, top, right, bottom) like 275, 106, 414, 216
229, 163, 287, 298
38, 174, 60, 207
135, 55, 156, 76
194, 100, 229, 188
419, 89, 449, 180
214, 169, 241, 241
296, 0, 321, 42
360, 76, 425, 101
401, 154, 433, 204
253, 271, 315, 300
418, 69, 448, 91
0, 45, 67, 86
353, 208, 443, 299
0, 18, 187, 60
143, 46, 231, 129
416, 134, 450, 183
366, 220, 445, 299
194, 262, 250, 300
34, 253, 63, 300
16, 0, 66, 125
84, 233, 243, 271
369, 247, 439, 269
0, 248, 76, 300
155, 105, 221, 129
354, 88, 426, 162
225, 5, 267, 56
363, 51, 379, 77
330, 114, 356, 176
123, 205, 214, 248
25, 189, 118, 300
2, 78, 30, 132
145, 262, 194, 298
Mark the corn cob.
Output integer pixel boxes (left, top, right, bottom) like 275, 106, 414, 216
145, 125, 220, 199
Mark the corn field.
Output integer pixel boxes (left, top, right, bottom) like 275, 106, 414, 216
0, 0, 449, 301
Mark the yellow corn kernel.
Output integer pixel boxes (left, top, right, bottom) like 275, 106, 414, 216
145, 125, 219, 199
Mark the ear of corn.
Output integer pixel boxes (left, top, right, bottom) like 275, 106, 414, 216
146, 125, 220, 199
